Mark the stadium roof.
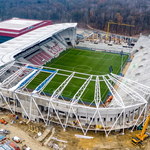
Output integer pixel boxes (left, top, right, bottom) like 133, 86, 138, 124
125, 35, 150, 86
0, 18, 44, 30
0, 18, 52, 37
0, 23, 77, 67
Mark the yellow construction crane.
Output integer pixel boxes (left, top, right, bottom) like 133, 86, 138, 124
132, 115, 150, 145
106, 21, 135, 41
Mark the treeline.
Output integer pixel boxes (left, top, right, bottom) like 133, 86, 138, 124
0, 0, 150, 35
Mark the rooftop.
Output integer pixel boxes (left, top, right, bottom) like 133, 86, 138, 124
125, 35, 150, 86
0, 18, 42, 30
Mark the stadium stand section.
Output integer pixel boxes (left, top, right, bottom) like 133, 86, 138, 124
27, 50, 52, 65
41, 39, 65, 54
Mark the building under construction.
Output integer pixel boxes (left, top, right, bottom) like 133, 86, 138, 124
0, 19, 149, 137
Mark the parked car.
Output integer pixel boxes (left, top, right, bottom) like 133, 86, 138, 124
22, 145, 31, 150
0, 129, 10, 134
12, 136, 21, 143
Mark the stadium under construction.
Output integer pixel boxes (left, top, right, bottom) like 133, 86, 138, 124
0, 18, 149, 137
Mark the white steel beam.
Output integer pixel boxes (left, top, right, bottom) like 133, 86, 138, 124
71, 106, 86, 135
108, 74, 147, 104
131, 104, 147, 132
103, 75, 125, 107
0, 91, 14, 114
63, 74, 92, 129
14, 93, 30, 120
46, 72, 75, 125
50, 72, 75, 99
111, 73, 150, 94
22, 70, 41, 91
2, 66, 26, 87
0, 62, 14, 77
35, 71, 57, 94
46, 98, 66, 130
94, 76, 102, 106
97, 109, 108, 136
31, 97, 47, 124
107, 109, 125, 136
72, 75, 92, 104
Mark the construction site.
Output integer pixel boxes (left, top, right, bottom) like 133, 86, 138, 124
0, 111, 150, 150
0, 18, 149, 150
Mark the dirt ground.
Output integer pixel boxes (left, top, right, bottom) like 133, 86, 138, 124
0, 112, 150, 150
0, 124, 50, 150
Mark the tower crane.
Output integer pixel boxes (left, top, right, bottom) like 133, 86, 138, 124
106, 21, 135, 41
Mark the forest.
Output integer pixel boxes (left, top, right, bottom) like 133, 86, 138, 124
0, 0, 150, 35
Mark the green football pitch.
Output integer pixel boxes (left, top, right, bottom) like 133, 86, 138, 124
27, 48, 128, 103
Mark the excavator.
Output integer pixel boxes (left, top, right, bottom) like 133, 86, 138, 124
132, 115, 150, 145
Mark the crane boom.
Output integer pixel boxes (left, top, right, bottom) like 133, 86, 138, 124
132, 115, 150, 145
106, 21, 135, 41
136, 115, 150, 141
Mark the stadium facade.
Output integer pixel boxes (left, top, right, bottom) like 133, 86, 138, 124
0, 19, 149, 136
